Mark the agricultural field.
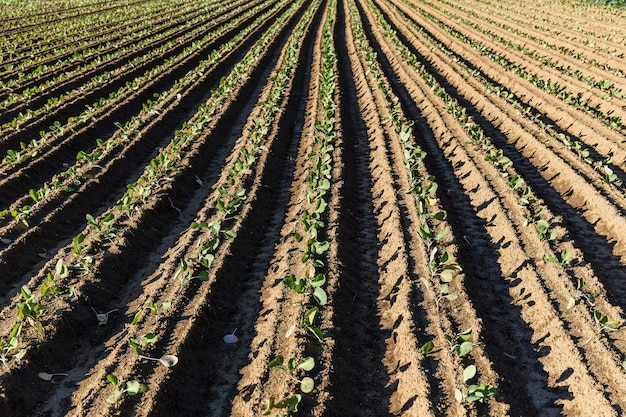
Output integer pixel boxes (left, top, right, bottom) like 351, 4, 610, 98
1, 0, 626, 415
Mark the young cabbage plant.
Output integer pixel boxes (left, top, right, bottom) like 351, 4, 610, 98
566, 278, 595, 309
17, 286, 46, 337
92, 307, 117, 326
445, 328, 483, 357
0, 324, 26, 371
106, 373, 148, 407
262, 395, 302, 415
543, 248, 573, 266
128, 333, 157, 355
268, 355, 315, 393
594, 310, 621, 332
454, 365, 496, 403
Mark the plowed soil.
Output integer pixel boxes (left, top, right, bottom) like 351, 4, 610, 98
1, 0, 626, 416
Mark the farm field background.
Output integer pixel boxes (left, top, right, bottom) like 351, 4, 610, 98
1, 0, 626, 415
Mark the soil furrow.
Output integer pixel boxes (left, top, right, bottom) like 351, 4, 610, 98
1, 0, 626, 415
318, 1, 394, 414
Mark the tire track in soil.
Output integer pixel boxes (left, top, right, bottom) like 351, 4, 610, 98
0, 2, 308, 414
319, 0, 392, 414
131, 2, 321, 416
325, 1, 445, 415
0, 0, 286, 297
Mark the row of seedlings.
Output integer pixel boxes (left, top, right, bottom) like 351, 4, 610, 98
0, 0, 205, 99
102, 0, 319, 409
413, 0, 625, 131
435, 0, 626, 100
353, 0, 498, 407
387, 0, 626, 200
264, 0, 337, 413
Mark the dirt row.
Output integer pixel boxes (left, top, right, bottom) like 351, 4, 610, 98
1, 0, 626, 416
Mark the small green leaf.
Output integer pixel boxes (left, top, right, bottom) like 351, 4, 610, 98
298, 357, 315, 371
125, 380, 148, 395
262, 397, 275, 415
440, 269, 454, 283
419, 340, 434, 355
543, 253, 559, 263
300, 377, 315, 393
106, 390, 124, 404
130, 310, 143, 326
458, 341, 474, 357
107, 373, 118, 387
455, 388, 464, 403
268, 356, 284, 368
463, 364, 476, 383
313, 287, 327, 306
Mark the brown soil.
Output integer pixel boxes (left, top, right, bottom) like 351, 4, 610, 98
1, 0, 626, 416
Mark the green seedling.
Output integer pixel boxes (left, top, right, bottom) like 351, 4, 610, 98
567, 278, 595, 309
445, 328, 483, 357
92, 307, 117, 326
72, 232, 88, 255
543, 248, 573, 266
535, 220, 557, 241
173, 258, 210, 284
600, 165, 622, 185
263, 395, 302, 415
283, 268, 327, 306
128, 333, 157, 355
10, 205, 31, 228
594, 310, 621, 332
424, 247, 462, 310
0, 324, 26, 371
519, 186, 537, 206
300, 306, 324, 342
268, 355, 315, 393
86, 213, 117, 242
17, 286, 46, 337
38, 372, 68, 381
106, 373, 148, 407
522, 208, 544, 226
146, 300, 171, 320
138, 354, 178, 368
455, 365, 496, 403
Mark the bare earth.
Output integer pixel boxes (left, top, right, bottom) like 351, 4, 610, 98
1, 0, 626, 416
